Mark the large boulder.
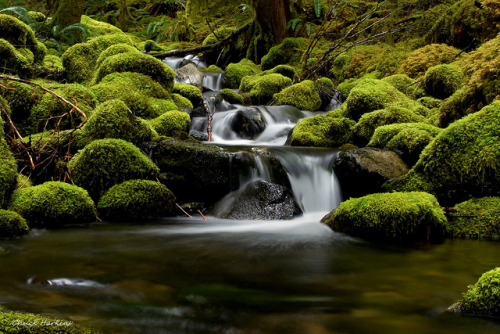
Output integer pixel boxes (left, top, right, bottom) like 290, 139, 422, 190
321, 192, 447, 243
274, 80, 322, 111
334, 148, 409, 198
175, 63, 203, 87
288, 114, 355, 147
224, 58, 261, 88
239, 73, 292, 105
260, 38, 304, 70
454, 267, 500, 317
0, 209, 29, 238
231, 107, 266, 139
211, 180, 300, 220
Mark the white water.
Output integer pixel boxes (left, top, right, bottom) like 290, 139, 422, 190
202, 72, 224, 91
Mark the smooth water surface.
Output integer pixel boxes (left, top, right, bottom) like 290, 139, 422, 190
0, 218, 499, 334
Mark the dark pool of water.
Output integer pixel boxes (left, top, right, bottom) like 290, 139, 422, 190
0, 216, 499, 334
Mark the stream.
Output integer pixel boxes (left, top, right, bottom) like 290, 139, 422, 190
0, 57, 499, 333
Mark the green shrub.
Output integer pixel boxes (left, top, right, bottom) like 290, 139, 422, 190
260, 38, 304, 70
78, 99, 156, 147
401, 43, 460, 78
69, 139, 160, 199
62, 34, 133, 83
9, 181, 96, 228
274, 80, 322, 111
322, 192, 447, 242
219, 89, 244, 104
424, 64, 462, 99
447, 197, 500, 240
149, 110, 191, 137
289, 115, 355, 147
93, 51, 176, 92
459, 267, 500, 316
239, 73, 292, 105
0, 209, 29, 238
98, 180, 177, 221
224, 58, 261, 88
173, 83, 202, 106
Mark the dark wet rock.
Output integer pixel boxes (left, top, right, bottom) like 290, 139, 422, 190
175, 63, 203, 87
334, 147, 409, 198
230, 107, 266, 139
211, 180, 301, 220
189, 129, 208, 141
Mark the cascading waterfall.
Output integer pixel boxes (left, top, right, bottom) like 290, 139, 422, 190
202, 72, 224, 91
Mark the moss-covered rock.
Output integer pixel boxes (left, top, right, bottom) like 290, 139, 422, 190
0, 307, 93, 333
239, 73, 292, 105
0, 119, 18, 208
62, 34, 133, 83
289, 115, 355, 147
9, 181, 96, 228
203, 64, 224, 72
77, 99, 156, 147
0, 38, 32, 76
0, 209, 29, 238
274, 80, 322, 111
172, 93, 193, 110
386, 101, 500, 203
93, 51, 176, 92
381, 74, 422, 97
417, 96, 443, 110
173, 83, 202, 106
353, 106, 427, 146
202, 26, 237, 46
457, 267, 500, 317
401, 43, 460, 78
368, 123, 442, 166
321, 192, 447, 243
80, 14, 125, 36
447, 197, 500, 240
0, 82, 42, 132
149, 110, 191, 137
98, 180, 176, 221
424, 64, 462, 99
95, 43, 140, 67
224, 58, 261, 88
219, 88, 244, 104
144, 39, 163, 52
262, 64, 297, 80
260, 38, 304, 70
69, 139, 160, 199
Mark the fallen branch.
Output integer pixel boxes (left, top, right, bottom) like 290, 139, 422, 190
176, 203, 193, 218
198, 210, 207, 221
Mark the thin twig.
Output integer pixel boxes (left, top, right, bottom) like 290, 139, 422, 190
176, 203, 193, 218
198, 210, 207, 221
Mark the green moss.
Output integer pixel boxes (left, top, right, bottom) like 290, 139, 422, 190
224, 58, 261, 88
353, 106, 427, 145
260, 38, 304, 71
289, 115, 355, 147
95, 43, 140, 67
98, 180, 176, 221
337, 78, 359, 99
149, 110, 191, 137
447, 197, 500, 240
202, 64, 224, 72
0, 14, 45, 65
202, 26, 237, 46
239, 73, 292, 105
0, 307, 93, 333
274, 80, 322, 111
28, 11, 46, 23
16, 174, 32, 189
322, 192, 447, 242
173, 83, 202, 106
172, 93, 193, 110
417, 96, 443, 109
78, 99, 156, 147
62, 34, 133, 83
262, 64, 297, 80
93, 51, 175, 92
80, 14, 124, 36
459, 267, 500, 316
388, 101, 500, 203
29, 83, 97, 133
144, 39, 163, 52
424, 64, 462, 99
43, 54, 63, 69
381, 74, 420, 96
9, 181, 96, 228
0, 38, 31, 76
219, 89, 244, 104
0, 209, 29, 238
401, 43, 460, 78
69, 139, 160, 199
0, 120, 19, 208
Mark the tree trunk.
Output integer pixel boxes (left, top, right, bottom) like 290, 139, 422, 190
253, 0, 290, 44
49, 0, 83, 28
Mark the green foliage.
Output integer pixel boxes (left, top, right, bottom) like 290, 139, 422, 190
239, 73, 292, 105
9, 181, 96, 228
274, 80, 322, 111
322, 192, 447, 243
401, 43, 460, 78
0, 209, 29, 237
289, 115, 355, 147
460, 267, 500, 316
93, 51, 176, 92
219, 88, 244, 104
260, 38, 304, 71
447, 197, 500, 240
0, 307, 93, 333
224, 58, 261, 88
424, 64, 462, 99
149, 110, 191, 137
98, 180, 177, 221
172, 83, 202, 106
353, 106, 427, 146
78, 99, 157, 147
69, 139, 160, 200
